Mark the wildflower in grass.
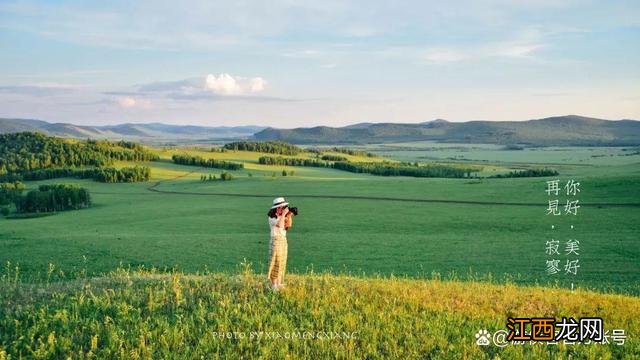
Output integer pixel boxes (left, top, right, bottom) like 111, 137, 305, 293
90, 335, 98, 351
47, 331, 56, 346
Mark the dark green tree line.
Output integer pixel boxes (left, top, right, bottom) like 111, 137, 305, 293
91, 166, 151, 183
332, 161, 475, 178
258, 156, 330, 167
329, 147, 377, 158
15, 184, 91, 213
0, 181, 25, 205
489, 168, 559, 178
222, 141, 302, 155
0, 132, 158, 175
1, 166, 151, 183
172, 154, 243, 170
258, 155, 474, 178
200, 172, 234, 181
320, 154, 348, 161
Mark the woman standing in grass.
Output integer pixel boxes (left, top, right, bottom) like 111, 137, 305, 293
267, 197, 292, 291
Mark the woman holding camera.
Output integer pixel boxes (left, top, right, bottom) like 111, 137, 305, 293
267, 197, 293, 291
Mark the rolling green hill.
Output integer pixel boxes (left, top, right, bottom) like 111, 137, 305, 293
253, 115, 640, 146
1, 267, 638, 358
1, 135, 639, 357
4, 115, 640, 146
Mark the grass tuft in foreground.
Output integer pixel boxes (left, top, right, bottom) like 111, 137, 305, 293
1, 264, 638, 359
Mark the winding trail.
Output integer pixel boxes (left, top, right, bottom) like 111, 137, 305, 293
127, 170, 640, 208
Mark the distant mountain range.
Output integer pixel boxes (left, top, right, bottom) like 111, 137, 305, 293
1, 115, 639, 146
253, 115, 640, 146
0, 118, 265, 143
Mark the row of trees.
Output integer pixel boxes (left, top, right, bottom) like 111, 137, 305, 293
0, 168, 93, 182
332, 161, 476, 178
489, 168, 559, 178
320, 154, 348, 161
257, 155, 475, 178
172, 154, 243, 170
14, 184, 91, 213
258, 156, 330, 167
328, 147, 377, 158
0, 181, 25, 205
223, 141, 302, 155
0, 132, 158, 175
1, 166, 151, 183
200, 172, 234, 181
91, 166, 151, 183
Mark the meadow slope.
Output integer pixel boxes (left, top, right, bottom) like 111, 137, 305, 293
1, 266, 639, 359
1, 145, 639, 295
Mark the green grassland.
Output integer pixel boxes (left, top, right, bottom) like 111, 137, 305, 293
359, 141, 640, 168
1, 267, 639, 359
0, 145, 638, 295
1, 142, 639, 358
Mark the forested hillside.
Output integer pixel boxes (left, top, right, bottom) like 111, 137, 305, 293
253, 115, 640, 146
0, 132, 157, 176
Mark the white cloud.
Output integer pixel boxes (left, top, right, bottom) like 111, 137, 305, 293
205, 74, 242, 95
136, 73, 267, 97
249, 77, 267, 92
116, 96, 152, 109
117, 97, 136, 108
121, 73, 281, 102
203, 73, 267, 95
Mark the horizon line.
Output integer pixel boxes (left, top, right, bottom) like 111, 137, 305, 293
1, 114, 638, 130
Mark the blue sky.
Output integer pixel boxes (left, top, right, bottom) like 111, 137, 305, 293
0, 0, 638, 127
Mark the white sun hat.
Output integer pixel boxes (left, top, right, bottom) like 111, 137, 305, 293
271, 197, 289, 209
